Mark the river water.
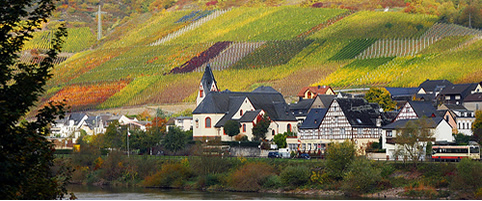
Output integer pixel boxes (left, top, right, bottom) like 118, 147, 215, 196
68, 185, 353, 200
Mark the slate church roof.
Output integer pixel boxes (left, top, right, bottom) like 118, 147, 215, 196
193, 86, 297, 127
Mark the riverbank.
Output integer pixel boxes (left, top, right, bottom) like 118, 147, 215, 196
61, 149, 481, 200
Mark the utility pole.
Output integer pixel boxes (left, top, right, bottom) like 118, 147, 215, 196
127, 126, 130, 158
469, 12, 472, 28
96, 5, 107, 40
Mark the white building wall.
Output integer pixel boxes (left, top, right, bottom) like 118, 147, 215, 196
456, 117, 475, 136
434, 120, 454, 141
193, 113, 225, 139
232, 98, 255, 120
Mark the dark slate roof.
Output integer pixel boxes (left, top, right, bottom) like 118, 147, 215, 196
383, 117, 443, 129
409, 101, 438, 118
336, 98, 387, 128
194, 86, 296, 127
289, 99, 314, 110
385, 87, 419, 98
316, 95, 336, 108
239, 109, 262, 122
69, 113, 87, 125
439, 83, 478, 98
464, 93, 482, 102
84, 116, 98, 129
418, 79, 453, 93
299, 108, 328, 129
415, 93, 435, 101
201, 64, 217, 94
442, 104, 468, 111
214, 96, 245, 127
252, 86, 279, 93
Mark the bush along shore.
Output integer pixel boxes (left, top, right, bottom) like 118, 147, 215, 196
58, 141, 482, 199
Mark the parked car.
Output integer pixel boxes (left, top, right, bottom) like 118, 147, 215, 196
297, 153, 311, 160
268, 152, 280, 158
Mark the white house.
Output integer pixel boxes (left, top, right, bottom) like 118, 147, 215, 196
382, 117, 453, 160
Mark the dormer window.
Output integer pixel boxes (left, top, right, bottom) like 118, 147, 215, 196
240, 109, 243, 116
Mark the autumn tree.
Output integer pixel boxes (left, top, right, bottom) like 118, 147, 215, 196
472, 110, 482, 145
0, 0, 71, 199
325, 140, 357, 180
394, 117, 435, 164
365, 87, 396, 112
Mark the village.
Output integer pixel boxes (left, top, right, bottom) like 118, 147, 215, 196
49, 65, 482, 161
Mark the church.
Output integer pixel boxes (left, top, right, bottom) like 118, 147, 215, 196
192, 65, 298, 141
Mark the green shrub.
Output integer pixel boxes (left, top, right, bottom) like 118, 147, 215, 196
189, 156, 237, 175
195, 174, 222, 189
228, 162, 274, 192
262, 175, 282, 189
100, 151, 124, 181
142, 162, 192, 188
325, 140, 356, 180
280, 166, 311, 187
451, 158, 482, 191
341, 158, 382, 196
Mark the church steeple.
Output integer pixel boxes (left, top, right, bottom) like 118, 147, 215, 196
197, 64, 218, 106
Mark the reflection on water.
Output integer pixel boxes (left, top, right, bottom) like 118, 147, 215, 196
68, 185, 350, 200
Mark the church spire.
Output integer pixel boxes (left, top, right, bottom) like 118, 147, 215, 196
197, 64, 218, 106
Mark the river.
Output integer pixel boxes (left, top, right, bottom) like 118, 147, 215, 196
68, 185, 354, 200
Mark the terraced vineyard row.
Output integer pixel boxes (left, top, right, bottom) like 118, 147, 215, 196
355, 37, 440, 59
422, 23, 482, 38
296, 10, 353, 38
47, 80, 130, 111
18, 54, 70, 65
196, 42, 266, 72
150, 9, 229, 45
170, 41, 232, 74
23, 27, 95, 53
231, 39, 314, 69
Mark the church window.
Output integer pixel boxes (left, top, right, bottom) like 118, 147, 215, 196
205, 117, 211, 128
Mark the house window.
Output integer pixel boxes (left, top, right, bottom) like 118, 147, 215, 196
340, 128, 345, 138
358, 128, 363, 136
205, 117, 211, 128
333, 106, 337, 112
243, 124, 246, 132
387, 130, 392, 137
200, 90, 203, 98
272, 130, 275, 136
287, 124, 292, 132
240, 109, 243, 116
